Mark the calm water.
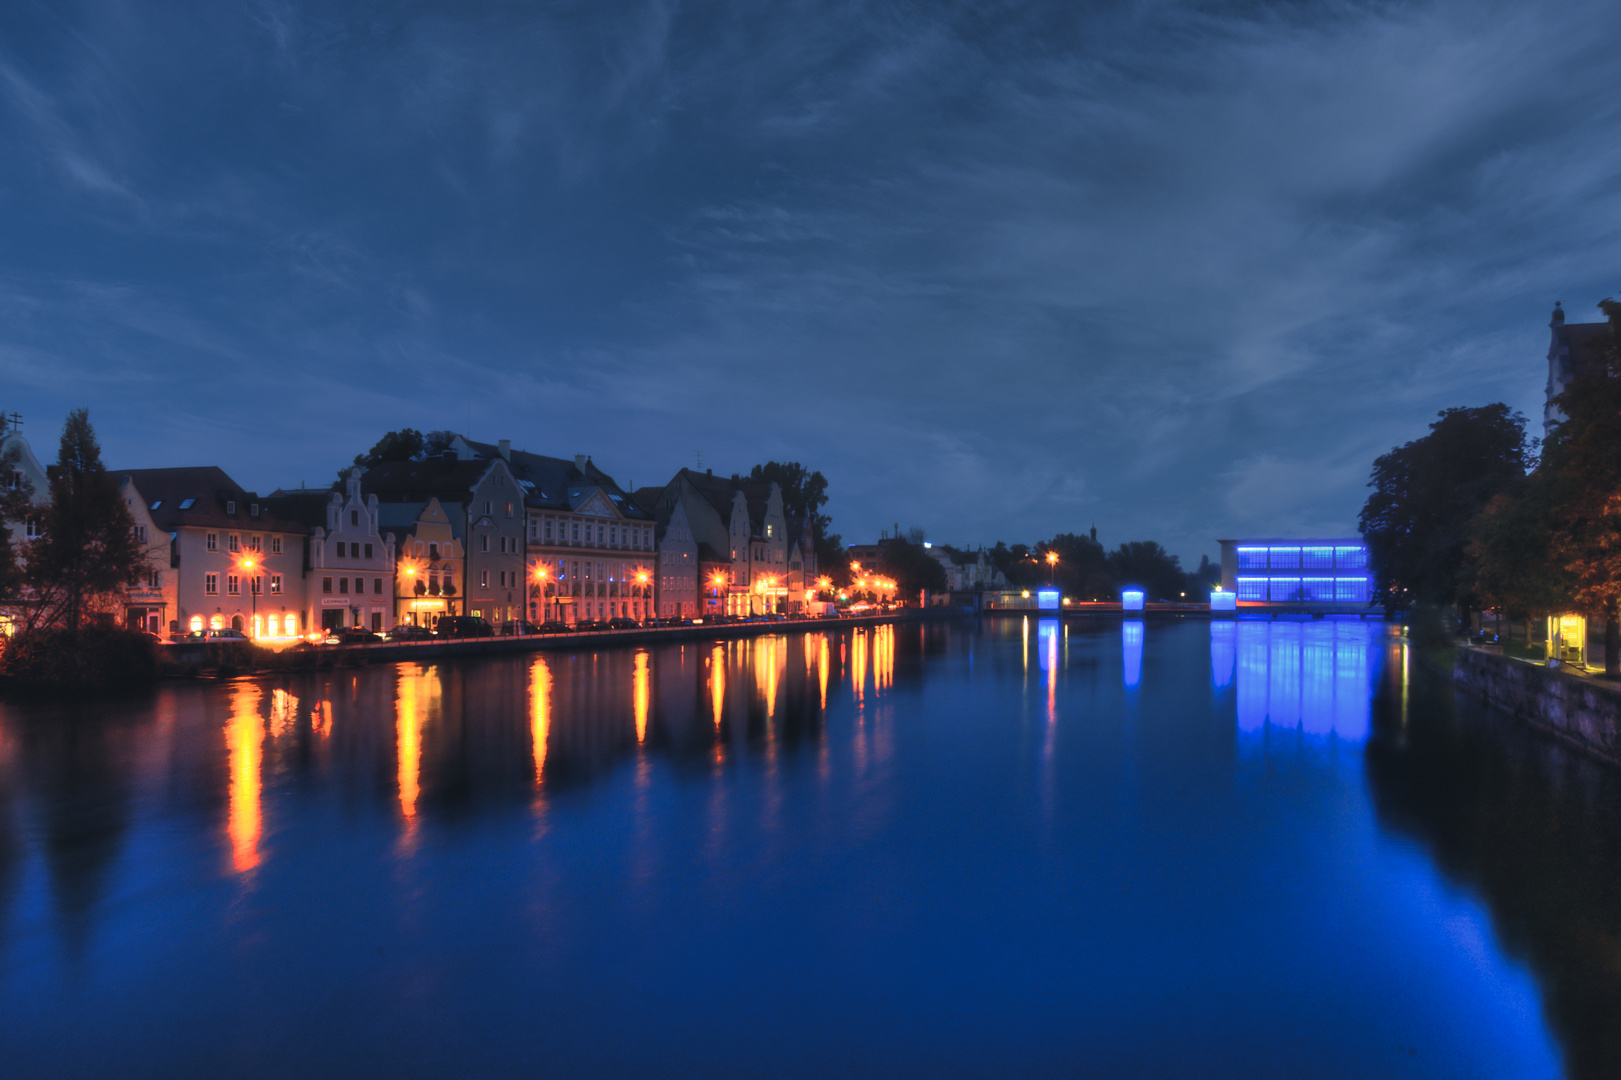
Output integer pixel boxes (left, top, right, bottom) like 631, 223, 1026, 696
2, 618, 1620, 1078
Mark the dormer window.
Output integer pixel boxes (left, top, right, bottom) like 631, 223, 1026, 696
178, 498, 195, 510
226, 500, 236, 515
251, 503, 259, 517
150, 499, 162, 509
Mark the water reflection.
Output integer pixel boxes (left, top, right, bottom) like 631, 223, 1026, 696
633, 651, 650, 744
1122, 620, 1143, 689
531, 655, 552, 784
1235, 620, 1374, 742
226, 684, 263, 874
1210, 621, 1235, 691
396, 666, 437, 834
1038, 618, 1059, 721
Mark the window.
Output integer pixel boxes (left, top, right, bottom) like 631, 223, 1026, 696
178, 498, 195, 510
1268, 546, 1300, 569
610, 526, 618, 547
271, 537, 282, 555
1235, 577, 1265, 601
485, 500, 493, 515
479, 569, 489, 588
226, 500, 236, 515
1235, 546, 1266, 570
336, 542, 346, 558
24, 518, 37, 539
481, 534, 489, 553
597, 525, 605, 544
374, 578, 383, 594
364, 543, 373, 559
147, 570, 160, 588
134, 525, 147, 543
572, 522, 579, 542
1335, 546, 1367, 569
1267, 577, 1301, 602
251, 576, 262, 596
323, 576, 333, 594
1335, 577, 1368, 603
349, 510, 359, 527
545, 519, 553, 540
227, 574, 240, 596
248, 535, 261, 552
1302, 547, 1334, 570
205, 573, 219, 595
206, 532, 218, 551
529, 519, 538, 540
505, 501, 514, 517
251, 503, 259, 517
270, 574, 282, 595
429, 543, 439, 560
1301, 577, 1334, 601
228, 534, 240, 553
339, 577, 349, 594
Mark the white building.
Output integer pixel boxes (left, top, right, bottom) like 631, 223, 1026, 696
268, 468, 397, 633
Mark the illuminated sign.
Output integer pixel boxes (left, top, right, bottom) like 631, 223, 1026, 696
1121, 589, 1145, 612
1037, 588, 1060, 611
1209, 590, 1237, 612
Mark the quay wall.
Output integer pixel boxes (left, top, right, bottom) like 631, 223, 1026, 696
1454, 646, 1621, 766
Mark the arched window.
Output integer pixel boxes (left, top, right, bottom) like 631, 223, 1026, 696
189, 615, 203, 632
231, 615, 244, 631
209, 615, 223, 630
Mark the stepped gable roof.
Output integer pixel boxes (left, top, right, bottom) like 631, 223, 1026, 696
460, 439, 652, 520
674, 468, 775, 531
358, 457, 492, 503
115, 466, 303, 534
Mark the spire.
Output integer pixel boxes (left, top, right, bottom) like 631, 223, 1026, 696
1551, 300, 1565, 327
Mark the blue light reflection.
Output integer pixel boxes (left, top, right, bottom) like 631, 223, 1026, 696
1122, 620, 1144, 688
1235, 620, 1372, 742
1210, 620, 1235, 690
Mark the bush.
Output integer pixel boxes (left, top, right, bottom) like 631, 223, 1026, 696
1406, 602, 1460, 650
0, 624, 159, 690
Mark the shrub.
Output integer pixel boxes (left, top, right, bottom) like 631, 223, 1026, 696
0, 624, 159, 690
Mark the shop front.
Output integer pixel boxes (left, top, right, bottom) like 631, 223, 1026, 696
1547, 613, 1588, 667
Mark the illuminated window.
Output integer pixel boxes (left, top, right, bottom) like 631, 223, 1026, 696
1267, 577, 1301, 602
1301, 577, 1334, 601
1236, 547, 1267, 570
270, 574, 282, 595
480, 570, 489, 588
506, 502, 514, 517
1335, 546, 1367, 569
205, 573, 218, 595
209, 615, 224, 630
178, 499, 195, 510
189, 615, 203, 631
1335, 577, 1368, 603
1302, 547, 1333, 569
1268, 547, 1300, 569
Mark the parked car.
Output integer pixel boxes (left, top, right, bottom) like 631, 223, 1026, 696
385, 624, 435, 642
606, 617, 641, 630
435, 615, 495, 639
537, 621, 571, 634
574, 619, 609, 632
206, 628, 251, 642
500, 620, 541, 637
324, 627, 381, 646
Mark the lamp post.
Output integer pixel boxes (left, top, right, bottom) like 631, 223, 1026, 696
532, 563, 551, 624
635, 570, 649, 619
237, 554, 259, 636
1046, 550, 1058, 585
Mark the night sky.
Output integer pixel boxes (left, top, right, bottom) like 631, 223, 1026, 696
2, 1, 1617, 563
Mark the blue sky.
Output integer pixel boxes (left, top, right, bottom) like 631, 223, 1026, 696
3, 0, 1619, 563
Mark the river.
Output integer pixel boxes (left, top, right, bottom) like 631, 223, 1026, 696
1, 617, 1619, 1078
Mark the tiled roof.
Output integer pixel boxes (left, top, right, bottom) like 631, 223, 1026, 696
359, 458, 492, 503
114, 466, 304, 534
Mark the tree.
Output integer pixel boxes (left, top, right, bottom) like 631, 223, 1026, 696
353, 428, 426, 470
879, 536, 947, 599
1539, 298, 1621, 673
1360, 405, 1531, 615
1107, 541, 1185, 601
1467, 479, 1570, 643
747, 461, 831, 537
27, 410, 145, 633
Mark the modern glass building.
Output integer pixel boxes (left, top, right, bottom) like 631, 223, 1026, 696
1217, 538, 1370, 606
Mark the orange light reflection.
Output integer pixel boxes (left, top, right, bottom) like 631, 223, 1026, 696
226, 685, 263, 874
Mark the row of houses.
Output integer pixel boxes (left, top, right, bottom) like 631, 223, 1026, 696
2, 428, 818, 638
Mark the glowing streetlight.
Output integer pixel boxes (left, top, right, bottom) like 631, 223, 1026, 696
1046, 550, 1058, 584
233, 553, 260, 635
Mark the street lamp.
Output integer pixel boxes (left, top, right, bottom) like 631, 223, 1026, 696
532, 562, 552, 623
1046, 550, 1058, 584
236, 554, 259, 636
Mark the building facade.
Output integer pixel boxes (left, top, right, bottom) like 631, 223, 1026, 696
1544, 301, 1614, 437
650, 469, 790, 616
118, 478, 177, 633
1218, 538, 1370, 606
115, 467, 309, 637
380, 497, 466, 628
268, 468, 397, 633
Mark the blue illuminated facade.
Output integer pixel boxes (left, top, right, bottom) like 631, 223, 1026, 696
1217, 538, 1370, 606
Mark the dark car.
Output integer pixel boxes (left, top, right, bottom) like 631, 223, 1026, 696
537, 621, 570, 634
385, 624, 434, 642
436, 615, 495, 639
574, 619, 609, 632
606, 617, 641, 631
324, 628, 381, 646
500, 620, 541, 637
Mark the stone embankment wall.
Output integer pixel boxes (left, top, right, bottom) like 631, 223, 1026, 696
1454, 647, 1621, 765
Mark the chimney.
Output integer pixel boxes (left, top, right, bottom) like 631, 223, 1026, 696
575, 454, 588, 471
497, 439, 511, 461
706, 468, 713, 476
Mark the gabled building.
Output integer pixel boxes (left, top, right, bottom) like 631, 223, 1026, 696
635, 485, 700, 619
378, 498, 465, 628
267, 468, 397, 633
113, 467, 308, 637
644, 469, 790, 616
359, 450, 526, 629
118, 478, 175, 633
448, 437, 656, 625
0, 416, 53, 634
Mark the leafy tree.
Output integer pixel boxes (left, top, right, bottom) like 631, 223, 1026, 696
353, 428, 426, 470
747, 461, 831, 536
1038, 531, 1112, 596
1467, 478, 1570, 643
27, 410, 145, 633
1107, 541, 1185, 601
1360, 404, 1531, 615
879, 536, 947, 599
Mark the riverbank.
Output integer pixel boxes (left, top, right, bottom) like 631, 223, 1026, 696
1452, 645, 1621, 767
154, 607, 969, 680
